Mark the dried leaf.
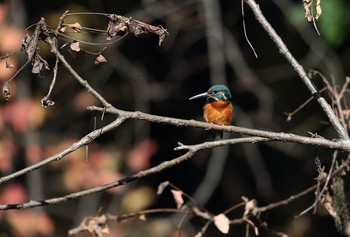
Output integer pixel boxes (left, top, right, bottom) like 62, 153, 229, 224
95, 54, 107, 65
59, 26, 66, 33
5, 61, 14, 69
139, 214, 147, 221
171, 189, 184, 209
194, 232, 202, 237
253, 225, 259, 236
31, 54, 50, 76
213, 214, 230, 234
41, 98, 55, 108
101, 225, 110, 234
321, 192, 336, 217
106, 15, 128, 40
106, 14, 168, 45
70, 22, 82, 33
343, 110, 350, 119
2, 82, 11, 100
244, 199, 256, 217
70, 41, 80, 52
157, 181, 169, 195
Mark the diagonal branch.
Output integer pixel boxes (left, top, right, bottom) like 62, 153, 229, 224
0, 136, 283, 210
244, 0, 349, 140
0, 116, 126, 185
257, 153, 350, 213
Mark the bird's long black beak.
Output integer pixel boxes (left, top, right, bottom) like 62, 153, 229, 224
189, 92, 208, 100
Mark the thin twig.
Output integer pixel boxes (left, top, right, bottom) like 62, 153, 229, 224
258, 154, 350, 213
296, 149, 339, 217
41, 57, 59, 107
285, 87, 328, 121
241, 0, 258, 58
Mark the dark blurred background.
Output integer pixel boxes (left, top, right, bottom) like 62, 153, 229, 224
0, 0, 349, 236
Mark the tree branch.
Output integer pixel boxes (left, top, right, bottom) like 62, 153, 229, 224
88, 105, 350, 151
244, 0, 349, 140
0, 116, 126, 185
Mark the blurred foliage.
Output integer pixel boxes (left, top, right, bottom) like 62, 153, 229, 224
290, 0, 350, 47
318, 0, 350, 46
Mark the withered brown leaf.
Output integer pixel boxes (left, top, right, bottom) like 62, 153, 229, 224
70, 41, 81, 52
95, 54, 107, 65
106, 14, 168, 45
2, 82, 11, 100
69, 22, 82, 33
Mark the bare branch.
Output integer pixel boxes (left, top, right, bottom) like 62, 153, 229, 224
0, 116, 126, 185
258, 154, 350, 213
88, 105, 350, 151
244, 0, 349, 140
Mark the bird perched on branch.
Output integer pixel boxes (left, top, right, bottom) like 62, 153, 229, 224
189, 84, 233, 138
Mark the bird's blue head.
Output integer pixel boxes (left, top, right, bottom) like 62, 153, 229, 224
207, 85, 232, 101
189, 84, 232, 102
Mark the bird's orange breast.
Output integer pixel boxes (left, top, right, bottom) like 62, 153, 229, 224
203, 100, 233, 125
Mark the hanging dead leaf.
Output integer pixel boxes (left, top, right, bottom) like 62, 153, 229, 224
157, 181, 169, 195
5, 60, 14, 69
194, 232, 202, 237
41, 98, 55, 108
31, 53, 50, 76
244, 199, 257, 217
170, 189, 184, 209
95, 54, 107, 65
106, 15, 129, 40
213, 214, 230, 234
59, 26, 66, 33
101, 225, 110, 235
343, 110, 350, 119
70, 41, 80, 52
69, 22, 82, 33
2, 82, 11, 100
106, 14, 168, 45
321, 192, 336, 217
192, 207, 211, 220
139, 214, 147, 221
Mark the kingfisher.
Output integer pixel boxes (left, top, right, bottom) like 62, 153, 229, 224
189, 84, 233, 138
